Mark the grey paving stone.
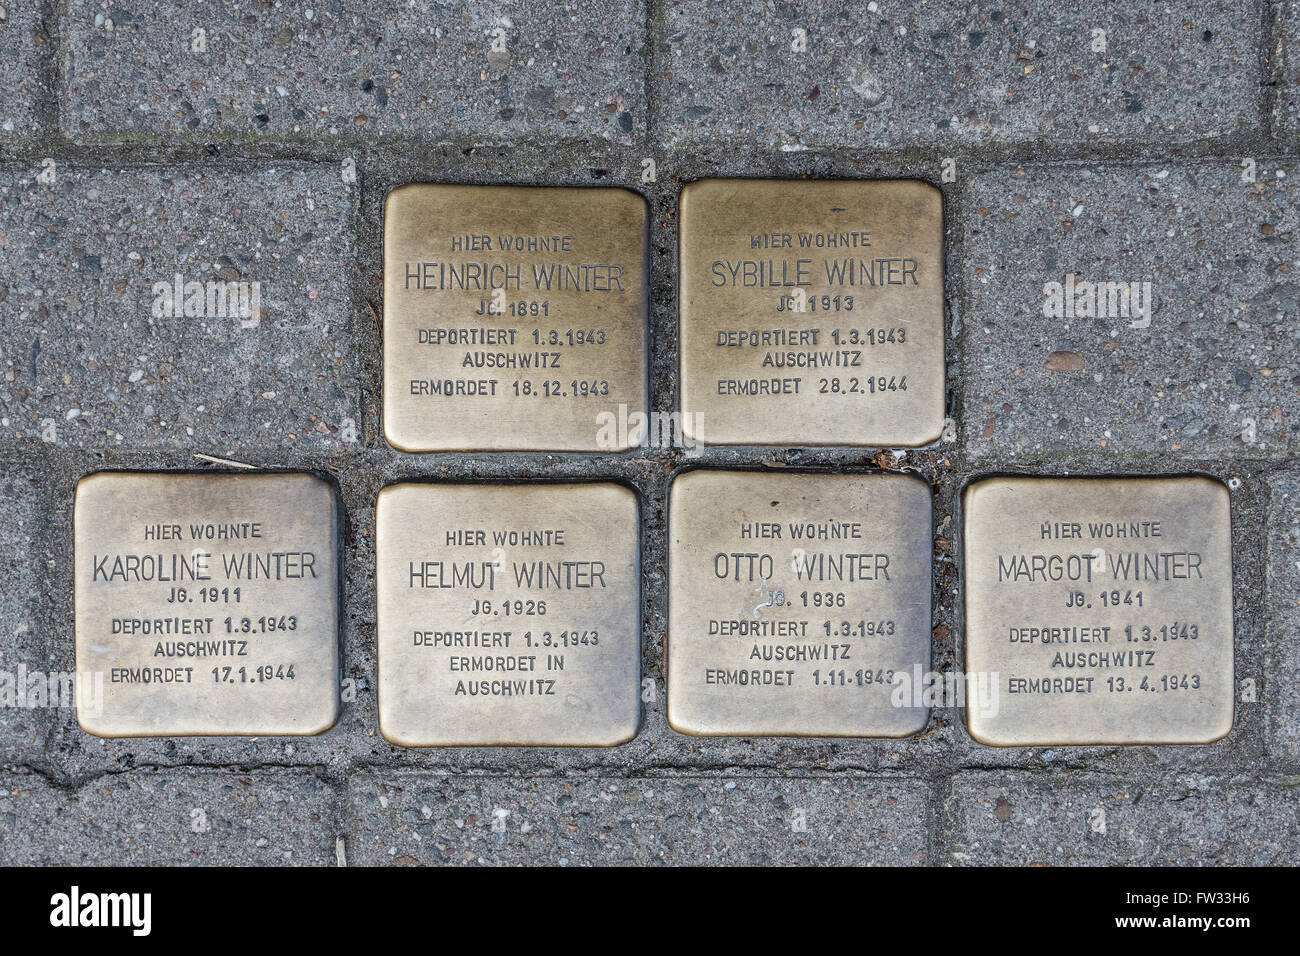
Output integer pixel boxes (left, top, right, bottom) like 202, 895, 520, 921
960, 161, 1300, 462
655, 0, 1260, 149
0, 456, 51, 764
1267, 469, 1300, 762
62, 0, 645, 144
1274, 0, 1300, 137
0, 164, 360, 452
944, 771, 1300, 865
0, 768, 337, 864
345, 772, 930, 865
0, 3, 47, 142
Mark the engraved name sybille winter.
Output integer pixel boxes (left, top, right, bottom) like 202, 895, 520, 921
678, 180, 944, 447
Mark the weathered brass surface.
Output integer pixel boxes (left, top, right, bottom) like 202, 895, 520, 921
963, 476, 1234, 746
667, 471, 931, 737
678, 179, 944, 447
383, 185, 648, 451
376, 482, 640, 746
74, 472, 340, 737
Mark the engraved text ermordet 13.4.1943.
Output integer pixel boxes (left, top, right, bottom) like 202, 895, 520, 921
963, 476, 1234, 746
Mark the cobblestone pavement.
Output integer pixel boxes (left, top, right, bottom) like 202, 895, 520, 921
0, 0, 1297, 865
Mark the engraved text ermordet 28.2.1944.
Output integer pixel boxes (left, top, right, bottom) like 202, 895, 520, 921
678, 179, 945, 447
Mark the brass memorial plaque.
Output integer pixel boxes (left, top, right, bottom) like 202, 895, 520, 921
383, 185, 648, 451
667, 471, 931, 737
74, 472, 340, 737
678, 179, 944, 447
376, 482, 640, 746
963, 477, 1234, 746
